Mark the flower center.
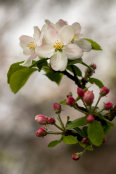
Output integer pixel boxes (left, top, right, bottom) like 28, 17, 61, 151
54, 40, 64, 51
27, 41, 37, 49
73, 34, 78, 40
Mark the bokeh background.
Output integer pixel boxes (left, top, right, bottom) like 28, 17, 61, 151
0, 0, 116, 173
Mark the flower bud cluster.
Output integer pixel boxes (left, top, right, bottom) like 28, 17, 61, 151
84, 63, 97, 78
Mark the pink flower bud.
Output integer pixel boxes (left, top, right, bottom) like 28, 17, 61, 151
36, 127, 47, 137
83, 90, 94, 105
102, 135, 107, 143
77, 87, 85, 97
72, 153, 80, 160
66, 97, 75, 106
35, 114, 49, 125
100, 87, 110, 96
81, 138, 88, 144
90, 63, 97, 70
53, 103, 61, 114
48, 117, 55, 124
104, 102, 113, 110
86, 115, 95, 123
67, 92, 72, 98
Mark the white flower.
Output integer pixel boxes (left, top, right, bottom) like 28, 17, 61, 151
35, 25, 83, 71
72, 22, 92, 52
19, 26, 43, 66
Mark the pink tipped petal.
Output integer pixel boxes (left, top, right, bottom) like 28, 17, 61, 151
63, 44, 83, 59
74, 38, 92, 52
20, 58, 32, 67
45, 19, 56, 29
50, 51, 68, 71
55, 19, 67, 31
72, 22, 81, 35
35, 44, 55, 58
29, 52, 37, 60
19, 35, 33, 46
33, 26, 41, 43
44, 25, 59, 44
59, 25, 74, 45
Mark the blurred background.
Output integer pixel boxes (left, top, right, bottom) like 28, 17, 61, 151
0, 0, 116, 173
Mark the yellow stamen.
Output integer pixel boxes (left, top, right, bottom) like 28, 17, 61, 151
54, 40, 63, 51
27, 41, 37, 49
73, 34, 78, 40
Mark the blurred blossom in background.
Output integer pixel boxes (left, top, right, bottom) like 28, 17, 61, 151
0, 0, 116, 174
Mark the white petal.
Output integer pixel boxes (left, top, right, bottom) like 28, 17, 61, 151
19, 35, 33, 47
50, 51, 68, 71
63, 44, 83, 59
29, 52, 37, 60
43, 25, 59, 44
74, 38, 92, 52
20, 58, 32, 67
35, 44, 55, 58
55, 19, 67, 31
33, 26, 41, 43
72, 22, 81, 35
45, 19, 56, 29
59, 25, 74, 45
23, 48, 34, 55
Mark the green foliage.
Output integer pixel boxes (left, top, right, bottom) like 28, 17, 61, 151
68, 58, 82, 65
81, 62, 95, 72
59, 99, 67, 105
98, 115, 114, 127
78, 141, 94, 151
73, 127, 85, 137
66, 117, 87, 130
48, 138, 63, 148
89, 78, 104, 88
29, 58, 49, 69
62, 135, 78, 144
45, 71, 63, 85
9, 68, 37, 93
102, 124, 111, 134
82, 126, 88, 138
66, 65, 82, 77
88, 120, 104, 146
84, 38, 102, 50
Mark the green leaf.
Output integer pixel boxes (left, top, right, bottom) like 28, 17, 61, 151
89, 78, 104, 88
59, 99, 67, 105
48, 138, 63, 148
73, 127, 85, 137
82, 126, 88, 137
66, 65, 82, 77
45, 71, 63, 85
62, 135, 78, 144
29, 58, 49, 69
7, 61, 25, 84
68, 58, 82, 65
102, 124, 111, 135
78, 141, 94, 151
81, 62, 95, 73
66, 117, 87, 130
88, 120, 104, 146
98, 115, 114, 127
84, 38, 102, 50
10, 68, 37, 93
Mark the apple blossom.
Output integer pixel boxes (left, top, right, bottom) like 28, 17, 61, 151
19, 26, 43, 66
86, 115, 95, 123
35, 24, 83, 71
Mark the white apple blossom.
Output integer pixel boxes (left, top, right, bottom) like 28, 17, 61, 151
35, 25, 83, 71
19, 26, 43, 66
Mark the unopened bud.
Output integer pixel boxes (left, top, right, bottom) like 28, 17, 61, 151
48, 117, 55, 124
72, 153, 80, 160
36, 127, 47, 137
67, 92, 72, 98
83, 90, 94, 105
53, 103, 61, 114
86, 115, 95, 123
66, 97, 75, 106
100, 87, 110, 96
104, 102, 113, 110
82, 138, 88, 144
90, 63, 97, 70
102, 135, 107, 143
77, 87, 85, 97
35, 114, 49, 125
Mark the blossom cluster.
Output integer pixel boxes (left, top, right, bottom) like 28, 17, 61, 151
19, 19, 92, 71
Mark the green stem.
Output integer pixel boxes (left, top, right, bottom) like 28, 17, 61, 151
93, 95, 101, 113
81, 99, 89, 112
47, 131, 63, 135
58, 114, 65, 130
54, 123, 64, 131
